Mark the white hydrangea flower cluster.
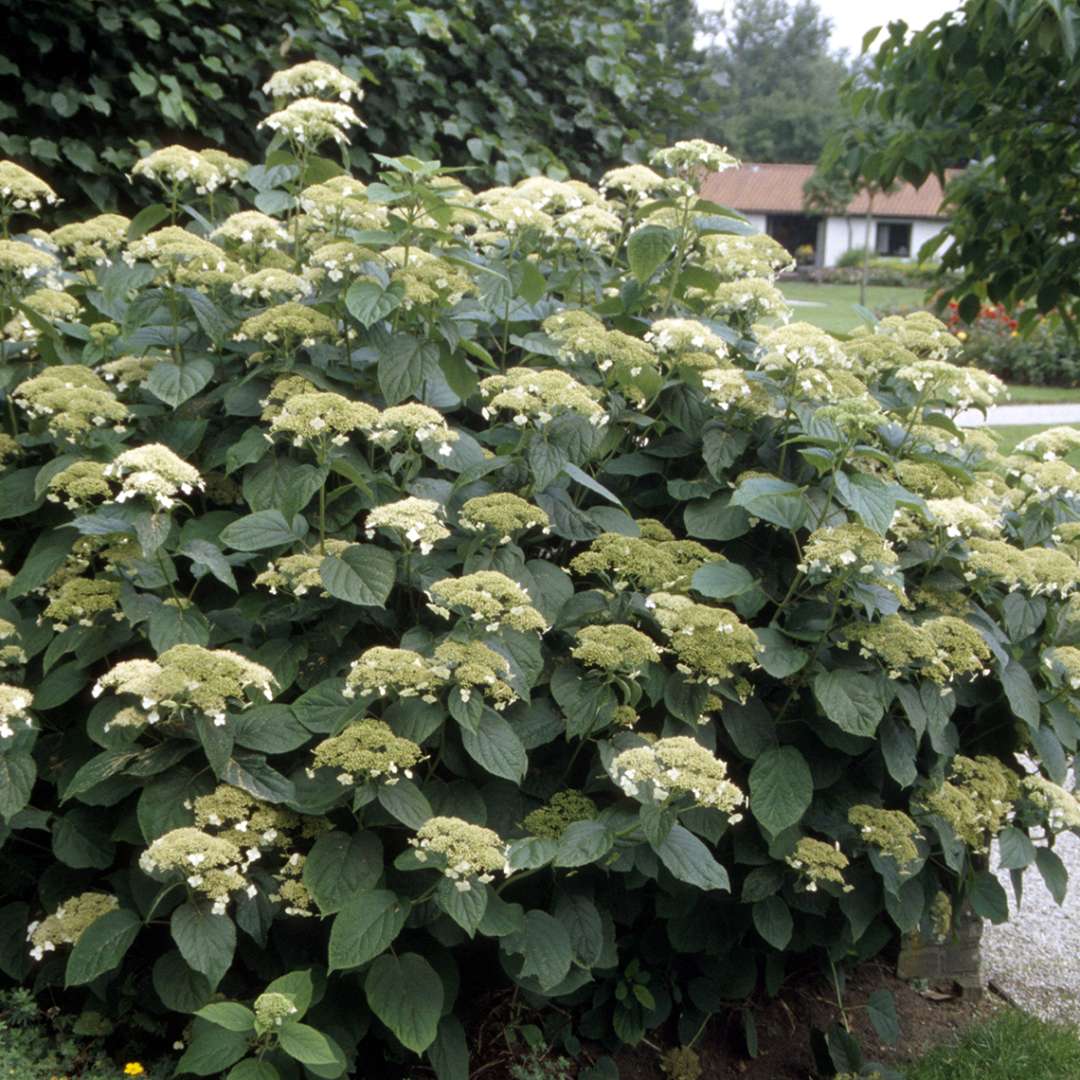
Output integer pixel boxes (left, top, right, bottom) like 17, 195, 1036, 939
131, 145, 224, 195
26, 892, 118, 961
427, 571, 548, 633
344, 646, 447, 701
650, 139, 738, 177
139, 827, 252, 914
259, 98, 362, 148
479, 367, 606, 427
612, 736, 744, 814
0, 160, 60, 215
264, 60, 363, 103
369, 403, 458, 458
103, 443, 203, 509
212, 211, 290, 250
1022, 775, 1080, 832
310, 717, 424, 786
365, 497, 450, 555
92, 644, 275, 726
0, 683, 32, 739
409, 816, 510, 892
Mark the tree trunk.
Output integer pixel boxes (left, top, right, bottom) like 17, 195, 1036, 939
861, 192, 875, 308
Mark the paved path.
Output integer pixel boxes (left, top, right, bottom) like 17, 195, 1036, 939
982, 768, 1080, 1026
957, 403, 1080, 427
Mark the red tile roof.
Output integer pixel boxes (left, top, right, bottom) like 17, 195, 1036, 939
700, 162, 953, 220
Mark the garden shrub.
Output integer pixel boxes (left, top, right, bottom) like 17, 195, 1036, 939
0, 62, 1079, 1080
945, 301, 1080, 387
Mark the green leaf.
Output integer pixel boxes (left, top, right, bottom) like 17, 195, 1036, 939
328, 890, 408, 971
278, 1022, 338, 1066
303, 830, 383, 914
656, 825, 730, 891
1036, 847, 1068, 905
553, 820, 614, 868
998, 826, 1036, 870
220, 511, 308, 551
319, 544, 397, 607
65, 908, 141, 986
749, 746, 812, 834
145, 359, 215, 407
627, 225, 677, 283
511, 910, 573, 991
153, 950, 212, 1013
814, 670, 884, 737
376, 778, 432, 829
0, 753, 36, 822
729, 477, 807, 530
52, 807, 114, 868
227, 1062, 279, 1080
692, 560, 754, 599
364, 952, 444, 1053
436, 877, 488, 937
428, 1015, 469, 1080
554, 891, 603, 966
460, 710, 527, 783
195, 1002, 256, 1032
834, 472, 895, 534
171, 902, 236, 987
867, 988, 900, 1044
752, 896, 792, 950
345, 280, 404, 328
999, 658, 1040, 730
126, 203, 170, 241
969, 870, 1009, 924
754, 628, 808, 678
176, 1018, 250, 1076
377, 334, 440, 404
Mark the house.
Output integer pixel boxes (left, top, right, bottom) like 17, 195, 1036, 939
699, 162, 953, 268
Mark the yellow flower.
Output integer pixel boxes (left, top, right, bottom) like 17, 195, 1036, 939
124, 1062, 146, 1076
956, 330, 968, 341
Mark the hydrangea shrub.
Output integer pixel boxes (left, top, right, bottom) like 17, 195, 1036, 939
0, 63, 1078, 1078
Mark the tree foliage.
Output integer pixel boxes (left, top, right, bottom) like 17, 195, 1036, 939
832, 0, 1080, 325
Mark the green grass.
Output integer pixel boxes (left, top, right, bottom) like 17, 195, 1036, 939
1005, 384, 1080, 404
906, 1009, 1080, 1080
779, 281, 929, 334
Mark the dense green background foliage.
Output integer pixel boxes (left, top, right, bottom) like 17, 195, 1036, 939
827, 0, 1080, 327
1, 69, 1078, 1080
0, 0, 702, 211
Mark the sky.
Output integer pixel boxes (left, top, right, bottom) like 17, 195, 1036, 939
697, 0, 960, 58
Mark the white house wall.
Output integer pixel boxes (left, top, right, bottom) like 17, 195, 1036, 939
742, 212, 767, 234
818, 216, 951, 267
911, 219, 951, 261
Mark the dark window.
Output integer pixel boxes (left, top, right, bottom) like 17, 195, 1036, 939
875, 221, 912, 257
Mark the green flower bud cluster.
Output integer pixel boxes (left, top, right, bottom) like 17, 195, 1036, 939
555, 203, 622, 248
104, 443, 203, 509
235, 301, 338, 350
522, 790, 597, 839
571, 623, 661, 675
570, 533, 712, 592
271, 853, 317, 917
27, 892, 117, 961
895, 359, 1005, 410
698, 232, 794, 283
644, 318, 730, 363
306, 240, 376, 281
124, 226, 226, 276
660, 1046, 703, 1080
929, 891, 953, 943
848, 805, 922, 866
366, 497, 450, 554
0, 618, 25, 669
13, 366, 128, 439
46, 460, 111, 509
253, 991, 299, 1035
799, 524, 901, 590
918, 755, 1018, 852
409, 816, 509, 891
0, 238, 58, 285
840, 616, 944, 682
1021, 775, 1080, 832
1041, 645, 1080, 691
383, 247, 475, 309
458, 493, 549, 543
299, 177, 384, 236
92, 645, 275, 726
785, 837, 851, 893
370, 403, 458, 457
191, 784, 301, 851
212, 211, 289, 250
647, 592, 760, 685
1005, 456, 1080, 501
479, 368, 606, 427
706, 278, 789, 322
139, 827, 249, 914
0, 683, 31, 739
41, 576, 122, 632
310, 717, 423, 785
434, 640, 516, 708
922, 616, 992, 680
613, 735, 744, 814
598, 164, 671, 201
894, 461, 968, 500
875, 312, 959, 361
701, 368, 769, 415
841, 334, 920, 377
2, 287, 81, 341
471, 192, 555, 240
254, 539, 351, 597
1015, 425, 1080, 462
427, 571, 547, 634
97, 355, 159, 392
543, 310, 659, 396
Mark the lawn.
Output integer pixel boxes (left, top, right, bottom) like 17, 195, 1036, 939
907, 1009, 1080, 1080
1004, 384, 1080, 404
780, 281, 930, 334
